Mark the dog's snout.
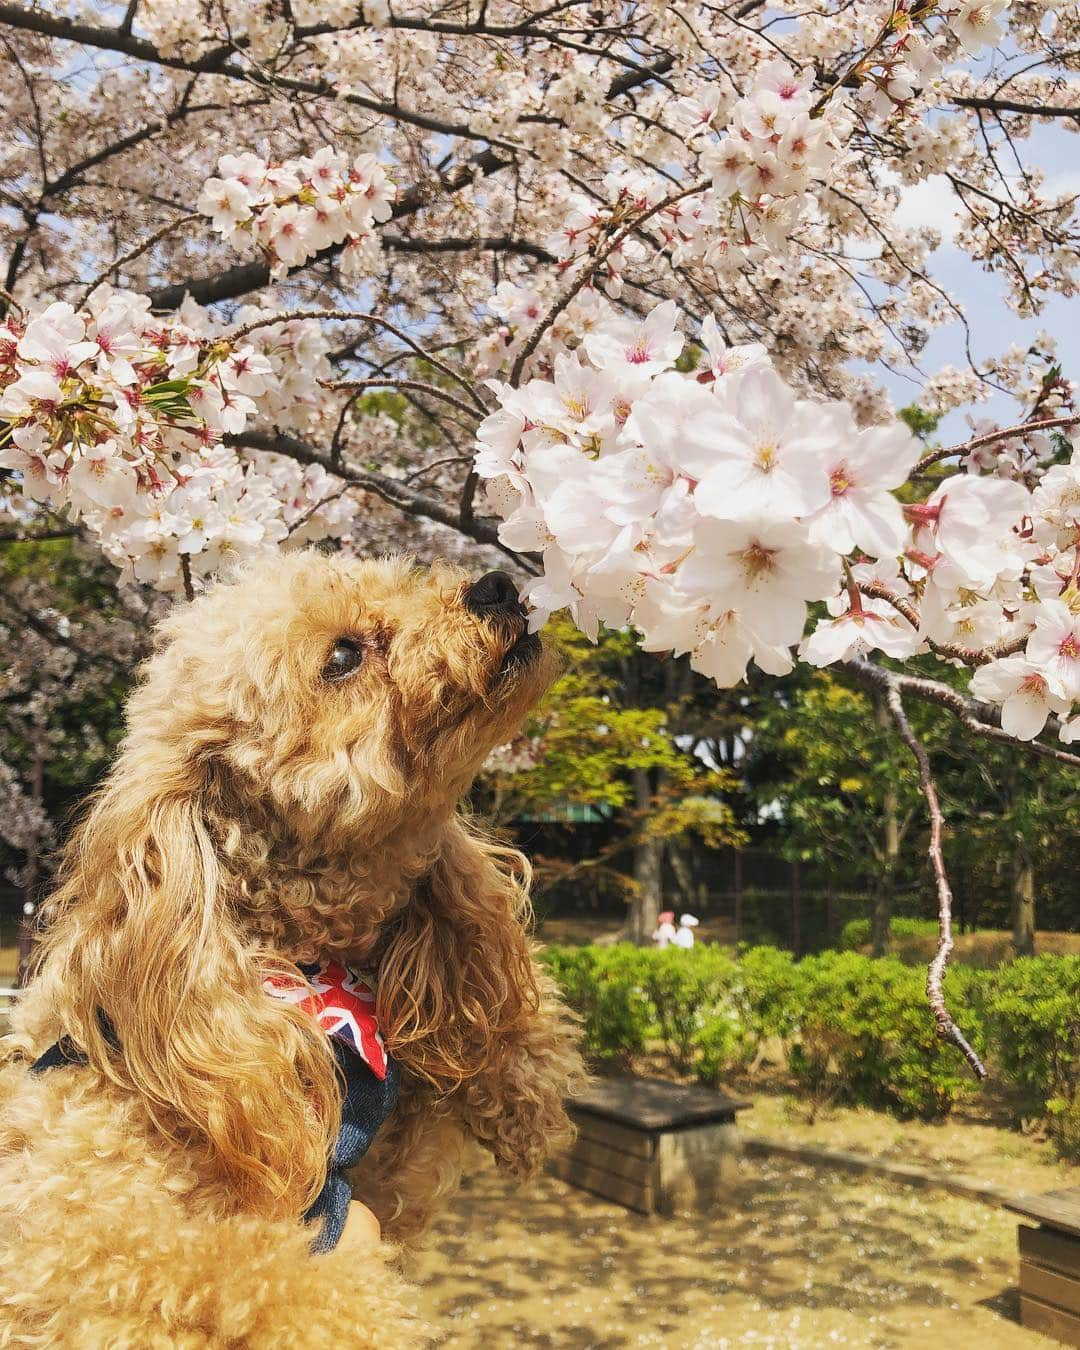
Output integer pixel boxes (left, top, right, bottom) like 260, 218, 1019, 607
464, 570, 524, 619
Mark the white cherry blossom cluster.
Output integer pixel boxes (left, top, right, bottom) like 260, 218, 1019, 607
476, 280, 613, 380
0, 0, 1075, 775
475, 300, 1080, 744
185, 302, 336, 437
695, 60, 845, 266
545, 63, 848, 283
0, 292, 361, 590
196, 147, 394, 281
482, 736, 546, 777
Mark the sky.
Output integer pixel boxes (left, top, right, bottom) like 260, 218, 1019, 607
872, 126, 1078, 442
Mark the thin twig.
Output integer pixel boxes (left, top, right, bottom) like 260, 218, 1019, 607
76, 212, 200, 307
323, 377, 481, 422
178, 552, 195, 602
226, 308, 487, 413
881, 682, 988, 1080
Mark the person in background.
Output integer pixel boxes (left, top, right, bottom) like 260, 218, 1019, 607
673, 913, 699, 949
652, 911, 677, 948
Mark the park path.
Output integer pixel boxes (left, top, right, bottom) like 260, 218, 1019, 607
412, 1155, 1053, 1348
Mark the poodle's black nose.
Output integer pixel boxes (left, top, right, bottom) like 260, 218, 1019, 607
464, 570, 524, 618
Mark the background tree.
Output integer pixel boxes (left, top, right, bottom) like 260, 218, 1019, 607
0, 534, 138, 903
478, 615, 746, 940
750, 670, 927, 956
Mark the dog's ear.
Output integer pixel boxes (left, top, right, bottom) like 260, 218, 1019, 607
34, 744, 339, 1219
377, 815, 541, 1086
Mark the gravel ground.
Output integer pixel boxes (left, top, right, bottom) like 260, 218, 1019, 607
411, 1155, 1056, 1349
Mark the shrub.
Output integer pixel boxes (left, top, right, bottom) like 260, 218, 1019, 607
982, 955, 1080, 1160
541, 940, 1080, 1137
735, 945, 806, 1050
638, 945, 743, 1070
783, 951, 983, 1119
693, 1012, 750, 1086
541, 945, 652, 1063
541, 944, 753, 1081
840, 917, 939, 950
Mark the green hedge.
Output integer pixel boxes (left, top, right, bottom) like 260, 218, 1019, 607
980, 955, 1080, 1159
541, 944, 1080, 1154
839, 917, 940, 950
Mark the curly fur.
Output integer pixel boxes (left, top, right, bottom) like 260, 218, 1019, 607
0, 552, 585, 1346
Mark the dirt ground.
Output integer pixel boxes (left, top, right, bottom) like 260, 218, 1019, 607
412, 1055, 1076, 1350
410, 1154, 1055, 1349
738, 1082, 1074, 1198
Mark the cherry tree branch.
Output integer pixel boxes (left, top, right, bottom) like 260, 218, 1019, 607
856, 581, 1028, 666
880, 679, 988, 1081
224, 428, 531, 569
142, 55, 664, 311
0, 5, 522, 149
843, 659, 1080, 774
950, 95, 1080, 122
915, 413, 1080, 472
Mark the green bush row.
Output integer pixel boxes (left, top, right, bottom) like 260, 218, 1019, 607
839, 917, 940, 950
541, 944, 1080, 1156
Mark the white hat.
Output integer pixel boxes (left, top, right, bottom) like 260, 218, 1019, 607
679, 913, 699, 927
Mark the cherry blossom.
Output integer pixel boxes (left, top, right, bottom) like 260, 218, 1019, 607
949, 0, 1011, 56
969, 656, 1071, 740
1026, 602, 1080, 703
0, 292, 363, 592
681, 366, 833, 523
197, 149, 394, 280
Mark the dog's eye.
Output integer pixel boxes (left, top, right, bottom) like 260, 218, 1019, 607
322, 638, 363, 682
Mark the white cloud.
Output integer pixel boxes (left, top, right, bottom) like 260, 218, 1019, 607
894, 175, 961, 242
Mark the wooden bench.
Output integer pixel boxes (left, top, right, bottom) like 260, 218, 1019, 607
551, 1077, 751, 1216
1007, 1189, 1080, 1345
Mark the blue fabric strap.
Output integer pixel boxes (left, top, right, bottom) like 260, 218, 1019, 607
305, 1036, 400, 1252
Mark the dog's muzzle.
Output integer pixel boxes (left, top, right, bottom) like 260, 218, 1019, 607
464, 571, 541, 673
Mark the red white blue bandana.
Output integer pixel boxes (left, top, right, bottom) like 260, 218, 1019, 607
263, 960, 389, 1080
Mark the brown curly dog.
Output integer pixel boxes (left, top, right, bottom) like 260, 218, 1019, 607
0, 552, 584, 1347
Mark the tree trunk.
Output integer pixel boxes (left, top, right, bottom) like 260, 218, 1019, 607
1011, 851, 1036, 957
733, 849, 743, 946
825, 879, 836, 949
628, 767, 663, 944
871, 691, 900, 957
668, 843, 695, 915
790, 858, 801, 956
